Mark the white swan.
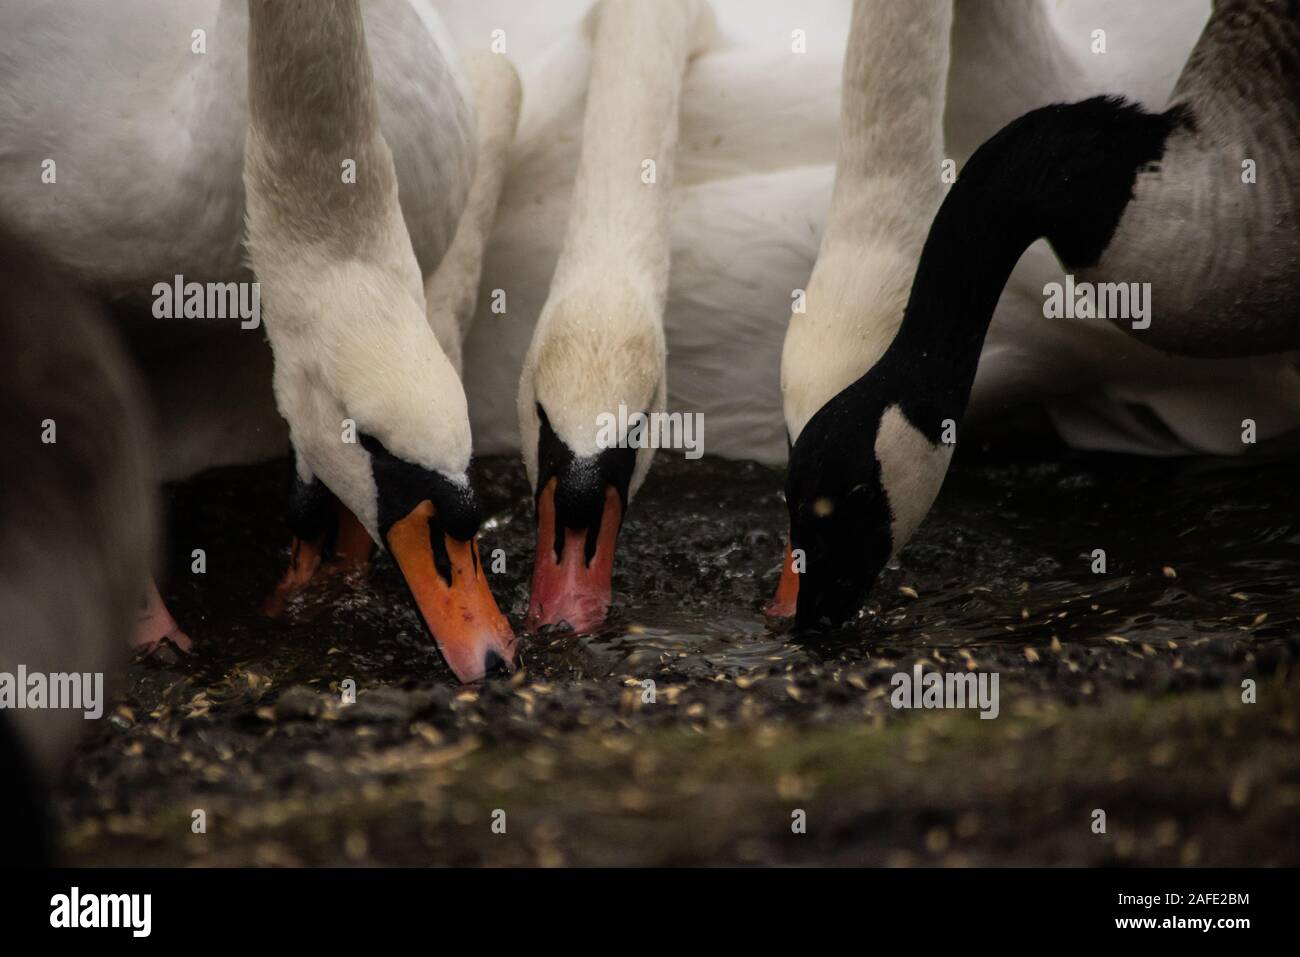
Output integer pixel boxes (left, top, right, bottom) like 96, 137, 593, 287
783, 0, 1300, 626
455, 0, 843, 464
0, 0, 488, 489
0, 0, 522, 681
514, 0, 717, 633
242, 0, 518, 682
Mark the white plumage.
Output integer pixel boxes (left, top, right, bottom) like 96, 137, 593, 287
2, 0, 1293, 477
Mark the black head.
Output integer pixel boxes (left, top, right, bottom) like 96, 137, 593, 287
526, 402, 637, 633
785, 382, 894, 630
361, 433, 482, 583
534, 403, 636, 562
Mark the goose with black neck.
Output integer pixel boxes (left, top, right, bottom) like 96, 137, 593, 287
788, 0, 1300, 628
787, 96, 1187, 628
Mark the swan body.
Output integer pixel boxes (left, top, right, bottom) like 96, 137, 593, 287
0, 0, 473, 298
0, 0, 483, 484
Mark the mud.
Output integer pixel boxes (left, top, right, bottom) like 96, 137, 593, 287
54, 421, 1300, 865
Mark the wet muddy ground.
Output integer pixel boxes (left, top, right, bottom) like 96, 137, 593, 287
55, 421, 1300, 866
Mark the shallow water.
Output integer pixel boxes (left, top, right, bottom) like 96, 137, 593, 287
152, 427, 1300, 687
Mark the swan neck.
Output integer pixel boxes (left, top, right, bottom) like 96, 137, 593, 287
550, 0, 707, 307
246, 0, 376, 151
243, 0, 410, 265
826, 0, 952, 243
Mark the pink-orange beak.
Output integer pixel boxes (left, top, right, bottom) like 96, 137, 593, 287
526, 478, 620, 634
763, 536, 800, 619
386, 500, 517, 682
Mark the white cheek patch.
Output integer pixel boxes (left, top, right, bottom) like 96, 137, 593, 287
875, 404, 954, 559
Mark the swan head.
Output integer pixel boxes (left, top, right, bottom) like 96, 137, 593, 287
516, 285, 664, 633
265, 265, 515, 683
782, 375, 953, 629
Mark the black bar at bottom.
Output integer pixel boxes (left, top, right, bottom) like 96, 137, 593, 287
1, 867, 1278, 942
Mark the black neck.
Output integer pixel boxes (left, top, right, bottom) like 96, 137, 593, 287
885, 183, 1037, 418
879, 96, 1185, 429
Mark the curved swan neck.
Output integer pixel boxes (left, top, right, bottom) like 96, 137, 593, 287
884, 97, 1185, 416
246, 0, 376, 151
548, 0, 713, 309
245, 0, 407, 260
